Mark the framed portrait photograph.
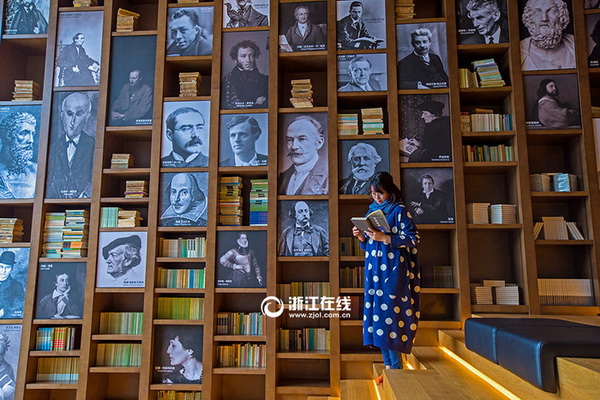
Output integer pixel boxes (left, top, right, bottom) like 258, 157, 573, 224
396, 22, 449, 89
167, 6, 214, 57
338, 139, 389, 194
153, 325, 203, 384
3, 0, 48, 35
35, 262, 86, 319
337, 53, 387, 92
0, 104, 41, 199
523, 74, 581, 130
518, 0, 576, 71
457, 0, 508, 45
0, 248, 29, 319
159, 172, 208, 227
216, 230, 266, 288
45, 91, 98, 199
96, 232, 147, 288
54, 11, 103, 87
336, 0, 386, 50
402, 168, 455, 225
221, 31, 269, 110
279, 2, 327, 52
161, 100, 211, 168
278, 200, 329, 256
399, 93, 452, 162
586, 0, 600, 8
586, 14, 600, 68
0, 324, 22, 398
107, 35, 156, 126
278, 112, 328, 195
223, 0, 269, 28
219, 113, 268, 167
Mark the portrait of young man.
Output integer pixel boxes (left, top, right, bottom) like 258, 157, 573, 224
523, 74, 581, 129
219, 114, 268, 167
35, 262, 86, 320
402, 168, 455, 224
167, 7, 214, 57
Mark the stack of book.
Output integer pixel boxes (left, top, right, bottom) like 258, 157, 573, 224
116, 8, 139, 32
460, 110, 512, 132
101, 207, 143, 228
553, 173, 578, 192
472, 280, 517, 305
249, 179, 267, 226
471, 284, 493, 305
99, 312, 143, 334
459, 68, 479, 88
96, 343, 142, 367
339, 237, 362, 256
219, 176, 243, 226
340, 266, 364, 288
159, 237, 206, 258
494, 284, 520, 305
538, 278, 593, 306
36, 327, 77, 351
62, 210, 89, 258
462, 144, 513, 162
421, 265, 454, 288
110, 153, 133, 169
467, 203, 490, 224
156, 267, 205, 289
216, 312, 265, 336
533, 216, 585, 240
472, 59, 505, 87
490, 204, 517, 224
156, 391, 201, 400
73, 0, 98, 6
361, 108, 384, 134
217, 343, 266, 367
529, 173, 552, 192
338, 113, 359, 135
179, 72, 201, 97
12, 80, 40, 101
42, 212, 66, 258
36, 358, 79, 382
290, 79, 313, 108
157, 297, 204, 319
395, 0, 415, 21
124, 180, 148, 198
0, 218, 23, 243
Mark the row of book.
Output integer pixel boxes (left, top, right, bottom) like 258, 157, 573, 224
462, 144, 514, 162
533, 217, 585, 240
0, 218, 23, 243
530, 173, 578, 192
216, 312, 265, 336
339, 237, 362, 256
537, 278, 593, 306
340, 266, 364, 288
290, 79, 313, 108
249, 179, 268, 226
36, 357, 79, 382
159, 237, 207, 258
42, 210, 89, 258
99, 312, 143, 335
277, 282, 331, 299
216, 343, 266, 368
278, 328, 330, 351
96, 343, 142, 367
157, 297, 204, 320
13, 80, 40, 101
156, 392, 202, 400
125, 180, 148, 198
36, 327, 77, 351
110, 153, 133, 169
467, 203, 517, 224
156, 267, 205, 289
101, 207, 142, 228
179, 72, 201, 97
460, 111, 512, 132
338, 108, 385, 135
471, 281, 520, 305
421, 265, 454, 289
459, 59, 505, 88
219, 176, 243, 226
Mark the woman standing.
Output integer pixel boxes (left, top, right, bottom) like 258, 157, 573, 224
352, 172, 420, 384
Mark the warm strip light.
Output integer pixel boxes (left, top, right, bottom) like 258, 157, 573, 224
372, 380, 383, 400
440, 346, 521, 400
404, 360, 415, 370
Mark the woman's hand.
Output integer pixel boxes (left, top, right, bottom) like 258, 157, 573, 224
352, 226, 365, 242
365, 228, 391, 245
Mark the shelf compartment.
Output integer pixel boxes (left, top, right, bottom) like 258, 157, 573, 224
214, 335, 266, 342
29, 350, 81, 357
26, 382, 77, 389
535, 240, 593, 245
38, 258, 87, 263
100, 197, 149, 204
459, 87, 512, 103
214, 288, 267, 294
276, 351, 330, 359
155, 288, 206, 294
471, 305, 529, 314
156, 257, 206, 263
213, 367, 266, 375
102, 168, 151, 176
463, 161, 518, 173
277, 257, 329, 262
91, 334, 142, 341
275, 379, 330, 395
153, 319, 204, 325
530, 191, 589, 201
540, 306, 600, 315
33, 319, 82, 325
89, 367, 140, 373
467, 224, 522, 230
150, 384, 202, 391
157, 226, 208, 232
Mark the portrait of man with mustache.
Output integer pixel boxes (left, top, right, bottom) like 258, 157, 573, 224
161, 106, 209, 168
339, 142, 383, 195
159, 172, 208, 227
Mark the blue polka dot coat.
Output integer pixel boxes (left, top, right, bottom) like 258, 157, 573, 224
360, 203, 420, 353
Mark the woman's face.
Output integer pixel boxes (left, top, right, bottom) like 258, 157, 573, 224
167, 336, 192, 366
370, 186, 390, 205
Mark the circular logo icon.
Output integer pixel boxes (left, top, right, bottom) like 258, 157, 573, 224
261, 296, 284, 318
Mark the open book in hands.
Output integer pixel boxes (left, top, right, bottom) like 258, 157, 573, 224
351, 209, 392, 234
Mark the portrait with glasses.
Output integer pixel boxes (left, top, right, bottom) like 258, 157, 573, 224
338, 139, 389, 194
337, 53, 387, 92
161, 101, 211, 168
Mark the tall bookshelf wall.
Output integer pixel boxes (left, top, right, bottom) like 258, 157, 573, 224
0, 0, 598, 399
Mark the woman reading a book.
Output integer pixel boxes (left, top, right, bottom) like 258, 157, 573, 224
352, 172, 420, 384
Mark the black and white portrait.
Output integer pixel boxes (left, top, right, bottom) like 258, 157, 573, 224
0, 324, 22, 400
159, 172, 208, 227
153, 325, 203, 384
336, 0, 386, 50
523, 74, 581, 129
396, 22, 449, 89
457, 0, 508, 44
3, 0, 48, 35
167, 6, 214, 57
108, 35, 156, 126
586, 14, 600, 68
161, 101, 211, 168
338, 139, 389, 194
0, 248, 28, 319
519, 0, 576, 70
221, 31, 269, 110
278, 200, 329, 256
402, 168, 455, 224
223, 0, 269, 28
0, 104, 41, 199
96, 232, 147, 288
219, 113, 268, 167
46, 91, 98, 199
217, 230, 266, 288
279, 2, 327, 52
35, 262, 86, 319
54, 11, 103, 87
399, 94, 452, 162
337, 53, 387, 92
278, 113, 328, 195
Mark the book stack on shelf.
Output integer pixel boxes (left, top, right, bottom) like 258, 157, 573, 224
156, 391, 201, 400
42, 212, 66, 258
395, 0, 415, 21
249, 179, 267, 226
157, 297, 204, 319
529, 173, 578, 192
339, 237, 361, 256
62, 210, 89, 258
0, 218, 23, 243
340, 266, 364, 288
471, 283, 493, 305
460, 110, 512, 132
471, 280, 518, 305
490, 204, 517, 224
290, 79, 313, 108
472, 59, 505, 87
421, 265, 453, 288
219, 176, 243, 226
73, 0, 98, 7
277, 282, 331, 299
36, 327, 77, 351
36, 358, 79, 382
338, 113, 359, 135
217, 343, 266, 367
278, 328, 330, 351
99, 312, 143, 335
179, 72, 201, 97
101, 207, 143, 228
537, 278, 594, 306
12, 80, 40, 101
463, 144, 513, 162
533, 216, 584, 240
124, 180, 148, 198
216, 312, 264, 335
110, 154, 133, 169
157, 267, 205, 289
361, 108, 384, 134
494, 284, 520, 305
96, 343, 142, 367
159, 236, 207, 258
467, 203, 490, 224
116, 8, 139, 32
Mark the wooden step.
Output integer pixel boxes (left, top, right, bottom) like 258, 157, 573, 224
307, 397, 340, 400
557, 357, 600, 399
340, 379, 378, 400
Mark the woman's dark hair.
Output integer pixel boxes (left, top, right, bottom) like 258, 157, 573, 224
169, 332, 201, 359
369, 171, 403, 204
